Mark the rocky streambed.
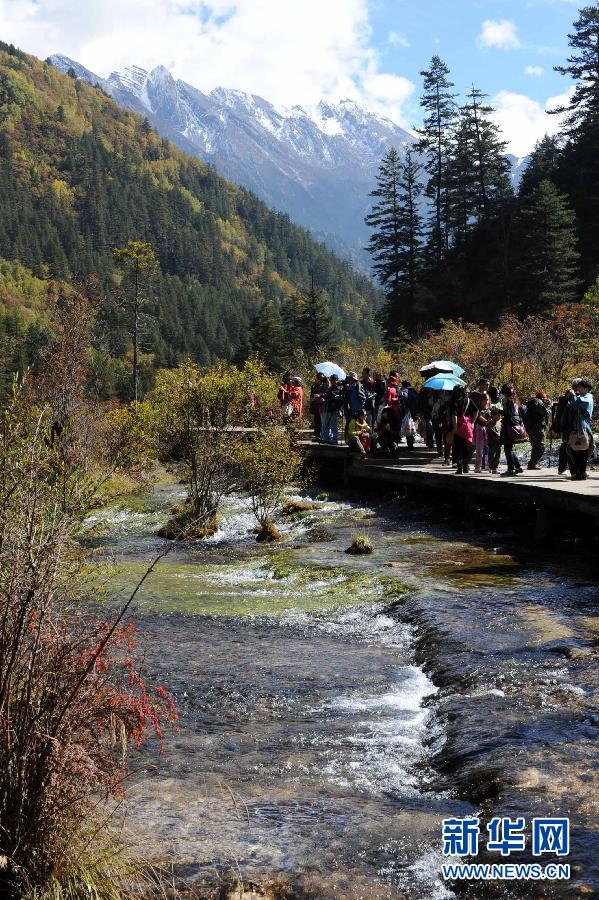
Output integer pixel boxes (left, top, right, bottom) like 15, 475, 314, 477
85, 480, 598, 899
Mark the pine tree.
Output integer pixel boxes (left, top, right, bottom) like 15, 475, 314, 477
551, 5, 599, 139
249, 298, 285, 371
518, 135, 562, 197
550, 6, 599, 280
417, 56, 458, 264
295, 275, 335, 360
458, 86, 511, 221
365, 147, 423, 338
516, 180, 580, 313
112, 241, 159, 404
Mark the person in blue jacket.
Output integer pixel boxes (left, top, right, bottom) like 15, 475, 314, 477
563, 379, 594, 480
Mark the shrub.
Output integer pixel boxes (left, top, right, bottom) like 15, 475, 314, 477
236, 427, 304, 538
345, 533, 374, 555
0, 388, 177, 897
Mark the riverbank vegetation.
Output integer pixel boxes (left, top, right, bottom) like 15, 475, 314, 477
0, 385, 178, 898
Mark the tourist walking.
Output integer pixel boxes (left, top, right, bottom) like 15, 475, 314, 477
451, 386, 475, 474
564, 380, 594, 480
399, 381, 419, 451
320, 374, 343, 444
309, 373, 328, 441
487, 406, 503, 474
523, 391, 551, 469
474, 392, 491, 472
500, 384, 525, 476
278, 372, 294, 421
372, 371, 387, 423
553, 379, 581, 473
289, 377, 303, 419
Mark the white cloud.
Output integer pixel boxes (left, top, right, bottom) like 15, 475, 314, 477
0, 0, 416, 124
478, 19, 521, 50
490, 89, 572, 156
388, 31, 409, 48
525, 65, 545, 77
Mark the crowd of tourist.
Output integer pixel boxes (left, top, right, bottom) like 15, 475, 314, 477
278, 369, 596, 481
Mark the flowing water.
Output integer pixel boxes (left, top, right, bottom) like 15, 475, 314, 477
86, 481, 599, 899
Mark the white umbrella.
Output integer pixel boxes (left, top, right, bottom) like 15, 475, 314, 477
419, 359, 465, 378
314, 361, 346, 380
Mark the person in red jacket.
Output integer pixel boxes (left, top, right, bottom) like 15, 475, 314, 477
289, 377, 303, 419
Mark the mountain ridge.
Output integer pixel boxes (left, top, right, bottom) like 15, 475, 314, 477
49, 54, 418, 268
0, 43, 381, 396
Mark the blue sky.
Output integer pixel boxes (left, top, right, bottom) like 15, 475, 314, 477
369, 0, 576, 130
0, 0, 579, 155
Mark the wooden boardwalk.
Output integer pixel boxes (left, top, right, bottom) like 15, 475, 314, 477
302, 440, 599, 538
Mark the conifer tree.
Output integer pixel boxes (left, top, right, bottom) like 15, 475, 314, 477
417, 56, 458, 263
112, 241, 159, 405
551, 5, 599, 139
458, 86, 511, 221
365, 147, 423, 338
518, 135, 562, 197
550, 5, 599, 279
516, 180, 580, 312
249, 298, 286, 371
295, 275, 335, 360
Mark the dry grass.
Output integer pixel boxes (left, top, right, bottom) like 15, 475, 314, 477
345, 532, 374, 555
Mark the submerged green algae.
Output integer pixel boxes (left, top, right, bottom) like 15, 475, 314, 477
100, 555, 404, 617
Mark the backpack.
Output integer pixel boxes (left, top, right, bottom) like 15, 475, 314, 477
385, 386, 399, 406
522, 398, 545, 429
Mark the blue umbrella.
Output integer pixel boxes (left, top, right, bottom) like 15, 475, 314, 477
420, 359, 465, 378
423, 374, 466, 391
315, 361, 346, 380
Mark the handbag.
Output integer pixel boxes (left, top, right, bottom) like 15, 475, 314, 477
400, 413, 416, 436
456, 413, 474, 443
568, 431, 590, 451
281, 402, 294, 418
508, 422, 528, 443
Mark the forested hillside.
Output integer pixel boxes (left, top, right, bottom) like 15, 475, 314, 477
0, 42, 380, 396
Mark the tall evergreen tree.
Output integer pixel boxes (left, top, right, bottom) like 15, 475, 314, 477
550, 5, 599, 280
249, 298, 285, 371
112, 241, 159, 405
518, 135, 562, 197
552, 5, 599, 139
457, 86, 511, 222
295, 275, 335, 360
515, 180, 580, 313
365, 147, 423, 338
417, 56, 458, 264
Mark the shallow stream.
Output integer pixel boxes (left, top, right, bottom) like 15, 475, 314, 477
86, 481, 598, 899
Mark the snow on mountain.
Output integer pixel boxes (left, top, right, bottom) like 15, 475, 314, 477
49, 55, 524, 270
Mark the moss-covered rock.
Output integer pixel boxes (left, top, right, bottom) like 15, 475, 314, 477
281, 500, 318, 517
157, 504, 217, 539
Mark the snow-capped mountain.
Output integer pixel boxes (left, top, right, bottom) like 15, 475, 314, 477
50, 55, 527, 270
50, 55, 416, 268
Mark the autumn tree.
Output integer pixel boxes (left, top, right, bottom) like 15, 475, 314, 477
0, 385, 177, 898
145, 358, 277, 538
236, 426, 303, 541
